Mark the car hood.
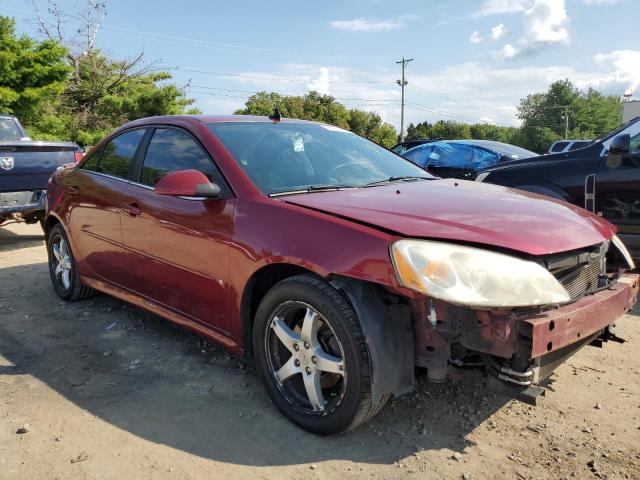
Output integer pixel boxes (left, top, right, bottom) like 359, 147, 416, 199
281, 179, 616, 256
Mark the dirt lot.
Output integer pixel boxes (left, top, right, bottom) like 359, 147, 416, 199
1, 223, 639, 480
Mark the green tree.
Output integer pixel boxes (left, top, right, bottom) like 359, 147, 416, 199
406, 120, 472, 140
0, 16, 70, 136
518, 79, 621, 140
236, 91, 398, 147
61, 51, 199, 145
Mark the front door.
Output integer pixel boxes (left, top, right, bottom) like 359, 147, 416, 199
120, 127, 234, 335
595, 122, 640, 252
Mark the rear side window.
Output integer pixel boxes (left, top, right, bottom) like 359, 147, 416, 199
139, 128, 215, 187
79, 147, 101, 171
550, 141, 568, 152
96, 129, 145, 179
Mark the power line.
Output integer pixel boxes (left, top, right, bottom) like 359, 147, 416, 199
171, 66, 386, 85
187, 86, 399, 103
408, 84, 517, 123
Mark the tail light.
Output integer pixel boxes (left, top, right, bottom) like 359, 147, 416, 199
74, 151, 85, 163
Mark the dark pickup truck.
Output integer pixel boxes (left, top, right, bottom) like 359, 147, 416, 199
475, 117, 640, 261
0, 115, 82, 226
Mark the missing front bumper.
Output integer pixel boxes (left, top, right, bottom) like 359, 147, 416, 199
413, 273, 639, 389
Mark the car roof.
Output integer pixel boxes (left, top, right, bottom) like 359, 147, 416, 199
123, 114, 320, 128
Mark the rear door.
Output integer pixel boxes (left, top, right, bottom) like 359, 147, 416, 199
595, 122, 640, 253
66, 128, 147, 284
120, 127, 234, 334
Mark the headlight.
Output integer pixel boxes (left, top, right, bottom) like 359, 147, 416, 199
475, 171, 490, 182
391, 240, 570, 308
611, 235, 635, 270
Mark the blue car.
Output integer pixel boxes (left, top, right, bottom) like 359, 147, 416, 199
402, 140, 537, 179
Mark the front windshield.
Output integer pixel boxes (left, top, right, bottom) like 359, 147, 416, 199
208, 122, 432, 195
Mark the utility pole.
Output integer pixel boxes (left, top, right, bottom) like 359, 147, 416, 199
563, 106, 569, 139
396, 57, 413, 142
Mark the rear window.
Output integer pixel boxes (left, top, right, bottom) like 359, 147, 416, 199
0, 118, 23, 141
550, 141, 569, 152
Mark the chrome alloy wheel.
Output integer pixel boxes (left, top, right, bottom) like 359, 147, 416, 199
51, 235, 72, 290
265, 302, 346, 415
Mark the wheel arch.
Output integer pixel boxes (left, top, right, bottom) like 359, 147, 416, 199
43, 212, 64, 240
240, 263, 318, 358
240, 263, 416, 405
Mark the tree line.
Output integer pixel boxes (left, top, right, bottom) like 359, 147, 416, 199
406, 80, 622, 153
0, 7, 624, 152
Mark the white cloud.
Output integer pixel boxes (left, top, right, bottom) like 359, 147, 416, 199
473, 0, 528, 17
189, 50, 639, 130
492, 0, 569, 58
523, 0, 569, 44
591, 50, 640, 95
491, 24, 507, 40
308, 67, 331, 95
329, 16, 414, 32
469, 31, 483, 44
497, 43, 518, 59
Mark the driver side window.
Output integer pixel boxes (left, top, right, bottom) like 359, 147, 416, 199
139, 128, 215, 187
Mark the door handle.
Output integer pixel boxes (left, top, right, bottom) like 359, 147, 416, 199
67, 186, 79, 195
123, 203, 142, 217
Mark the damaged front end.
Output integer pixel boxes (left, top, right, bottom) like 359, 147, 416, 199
406, 240, 638, 402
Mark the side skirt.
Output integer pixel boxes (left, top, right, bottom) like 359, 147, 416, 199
81, 276, 243, 356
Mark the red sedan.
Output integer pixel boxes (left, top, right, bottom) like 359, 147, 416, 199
45, 115, 638, 435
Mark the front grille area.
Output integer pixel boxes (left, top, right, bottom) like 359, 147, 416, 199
557, 260, 601, 300
540, 244, 606, 302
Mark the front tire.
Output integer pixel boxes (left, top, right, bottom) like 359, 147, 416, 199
47, 224, 95, 301
253, 274, 385, 435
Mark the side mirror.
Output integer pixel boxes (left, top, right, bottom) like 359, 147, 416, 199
154, 169, 220, 198
609, 134, 630, 155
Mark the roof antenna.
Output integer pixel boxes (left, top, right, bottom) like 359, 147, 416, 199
269, 108, 282, 122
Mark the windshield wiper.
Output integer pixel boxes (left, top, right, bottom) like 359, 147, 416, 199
270, 184, 357, 197
307, 183, 356, 191
363, 176, 431, 187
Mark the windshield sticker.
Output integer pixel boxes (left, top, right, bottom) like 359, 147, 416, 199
292, 136, 305, 152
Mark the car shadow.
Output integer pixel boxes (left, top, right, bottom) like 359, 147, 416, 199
0, 225, 44, 253
0, 260, 511, 467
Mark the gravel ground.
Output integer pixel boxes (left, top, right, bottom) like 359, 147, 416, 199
1, 223, 639, 480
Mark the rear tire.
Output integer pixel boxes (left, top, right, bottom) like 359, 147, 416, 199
47, 224, 96, 301
253, 274, 386, 435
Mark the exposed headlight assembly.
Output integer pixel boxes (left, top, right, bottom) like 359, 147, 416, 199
391, 240, 571, 308
611, 235, 635, 270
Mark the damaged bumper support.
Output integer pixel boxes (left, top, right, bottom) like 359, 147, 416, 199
414, 273, 639, 385
0, 190, 46, 223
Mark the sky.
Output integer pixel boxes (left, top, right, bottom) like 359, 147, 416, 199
3, 0, 639, 131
